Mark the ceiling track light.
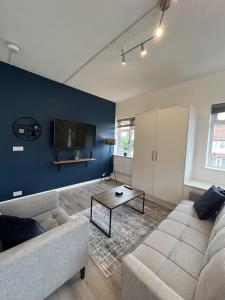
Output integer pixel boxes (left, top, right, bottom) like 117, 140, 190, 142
121, 50, 126, 65
155, 26, 163, 38
141, 43, 147, 57
120, 0, 171, 65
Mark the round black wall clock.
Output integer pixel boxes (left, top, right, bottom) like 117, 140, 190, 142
13, 117, 42, 141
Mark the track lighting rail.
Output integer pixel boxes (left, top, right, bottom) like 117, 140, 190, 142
121, 0, 171, 64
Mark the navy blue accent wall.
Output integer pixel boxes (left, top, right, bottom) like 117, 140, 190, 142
0, 62, 115, 201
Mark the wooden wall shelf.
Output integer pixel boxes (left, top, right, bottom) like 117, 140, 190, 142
52, 158, 96, 172
53, 158, 96, 165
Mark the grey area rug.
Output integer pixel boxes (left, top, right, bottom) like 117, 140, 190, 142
75, 200, 170, 278
59, 181, 170, 278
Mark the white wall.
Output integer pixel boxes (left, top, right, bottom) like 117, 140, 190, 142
116, 70, 225, 186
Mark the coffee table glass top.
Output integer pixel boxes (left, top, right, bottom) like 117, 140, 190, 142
91, 186, 144, 210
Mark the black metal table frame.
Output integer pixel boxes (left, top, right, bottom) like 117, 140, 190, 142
90, 192, 145, 238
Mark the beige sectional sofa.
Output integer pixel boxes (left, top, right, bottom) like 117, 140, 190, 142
0, 190, 89, 300
122, 199, 225, 300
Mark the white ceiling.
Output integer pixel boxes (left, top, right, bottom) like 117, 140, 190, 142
0, 0, 225, 102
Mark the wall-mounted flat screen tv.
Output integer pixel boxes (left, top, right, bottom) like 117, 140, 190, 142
53, 119, 96, 149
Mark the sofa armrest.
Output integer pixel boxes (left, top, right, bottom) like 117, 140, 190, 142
122, 254, 183, 300
0, 214, 89, 300
0, 190, 59, 217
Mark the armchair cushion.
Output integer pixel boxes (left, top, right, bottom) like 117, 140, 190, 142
33, 207, 71, 231
0, 215, 45, 250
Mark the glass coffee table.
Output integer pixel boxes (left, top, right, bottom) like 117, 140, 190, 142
90, 185, 145, 238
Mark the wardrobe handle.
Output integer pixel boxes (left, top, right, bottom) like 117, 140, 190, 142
152, 150, 154, 161
155, 150, 158, 161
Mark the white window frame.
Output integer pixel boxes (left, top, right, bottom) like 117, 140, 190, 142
116, 118, 135, 157
206, 104, 225, 171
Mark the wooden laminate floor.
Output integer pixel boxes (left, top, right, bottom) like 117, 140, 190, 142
47, 258, 122, 300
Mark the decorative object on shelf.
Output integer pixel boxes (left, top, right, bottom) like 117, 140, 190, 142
121, 0, 171, 65
13, 117, 42, 141
104, 138, 117, 182
74, 150, 80, 160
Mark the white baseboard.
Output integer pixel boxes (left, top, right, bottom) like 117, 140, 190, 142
6, 177, 110, 201
146, 194, 176, 210
111, 172, 132, 185
55, 177, 110, 192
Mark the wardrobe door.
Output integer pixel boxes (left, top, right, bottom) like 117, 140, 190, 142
132, 111, 156, 195
153, 106, 189, 204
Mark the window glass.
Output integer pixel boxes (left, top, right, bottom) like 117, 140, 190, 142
207, 111, 225, 170
116, 118, 135, 156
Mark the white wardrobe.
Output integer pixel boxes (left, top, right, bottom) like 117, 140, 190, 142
132, 105, 195, 205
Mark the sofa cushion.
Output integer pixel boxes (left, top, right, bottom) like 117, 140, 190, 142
40, 218, 59, 231
133, 244, 198, 300
145, 230, 204, 277
0, 215, 45, 250
194, 185, 225, 220
202, 227, 225, 268
167, 210, 192, 225
158, 219, 186, 239
133, 244, 167, 274
133, 228, 204, 300
33, 207, 71, 231
158, 260, 197, 300
214, 202, 225, 224
143, 230, 179, 257
181, 227, 209, 254
195, 249, 225, 300
167, 210, 213, 237
209, 213, 225, 242
158, 219, 209, 254
175, 201, 197, 217
170, 241, 204, 279
189, 217, 213, 237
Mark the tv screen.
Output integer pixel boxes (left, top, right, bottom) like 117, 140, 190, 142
53, 119, 96, 149
85, 124, 96, 149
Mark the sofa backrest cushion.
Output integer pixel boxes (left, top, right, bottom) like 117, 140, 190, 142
208, 202, 225, 244
195, 224, 225, 300
194, 248, 225, 300
209, 213, 225, 242
215, 203, 225, 225
202, 227, 225, 267
0, 190, 58, 218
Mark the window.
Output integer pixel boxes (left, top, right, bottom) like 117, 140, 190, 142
116, 118, 135, 157
207, 103, 225, 170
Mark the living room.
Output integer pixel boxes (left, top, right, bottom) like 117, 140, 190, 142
1, 0, 225, 299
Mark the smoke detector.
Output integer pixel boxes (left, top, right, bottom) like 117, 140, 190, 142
7, 43, 21, 65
